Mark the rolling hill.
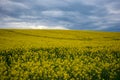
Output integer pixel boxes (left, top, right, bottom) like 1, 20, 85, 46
0, 29, 120, 80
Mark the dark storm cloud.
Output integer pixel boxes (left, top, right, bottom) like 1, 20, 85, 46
0, 0, 120, 31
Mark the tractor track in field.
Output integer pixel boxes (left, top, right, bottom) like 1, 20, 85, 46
4, 30, 92, 41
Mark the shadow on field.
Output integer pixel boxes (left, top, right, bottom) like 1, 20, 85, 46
4, 30, 92, 41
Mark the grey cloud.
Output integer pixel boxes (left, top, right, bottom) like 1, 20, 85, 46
0, 0, 120, 31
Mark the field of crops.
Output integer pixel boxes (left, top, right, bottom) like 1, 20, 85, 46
0, 29, 120, 80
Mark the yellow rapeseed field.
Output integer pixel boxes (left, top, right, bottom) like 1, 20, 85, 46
0, 29, 120, 80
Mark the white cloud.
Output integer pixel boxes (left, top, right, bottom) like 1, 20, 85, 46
41, 10, 64, 17
33, 0, 69, 8
1, 16, 20, 21
80, 0, 98, 6
108, 8, 120, 14
0, 21, 68, 30
31, 26, 69, 30
20, 15, 38, 19
105, 2, 120, 15
0, 0, 29, 12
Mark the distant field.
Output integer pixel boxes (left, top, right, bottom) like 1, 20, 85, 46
0, 29, 120, 80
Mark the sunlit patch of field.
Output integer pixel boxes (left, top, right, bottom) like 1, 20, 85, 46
0, 29, 120, 80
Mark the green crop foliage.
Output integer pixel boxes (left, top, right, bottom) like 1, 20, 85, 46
0, 29, 120, 80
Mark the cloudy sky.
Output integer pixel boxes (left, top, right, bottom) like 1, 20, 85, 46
0, 0, 120, 31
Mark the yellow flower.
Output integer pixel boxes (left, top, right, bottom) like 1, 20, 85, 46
64, 73, 69, 79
